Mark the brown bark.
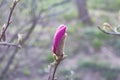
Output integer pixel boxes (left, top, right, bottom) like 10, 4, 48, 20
76, 0, 92, 25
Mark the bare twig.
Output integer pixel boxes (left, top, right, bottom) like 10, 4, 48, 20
0, 23, 37, 78
0, 0, 19, 41
0, 20, 37, 79
98, 26, 120, 36
0, 42, 21, 48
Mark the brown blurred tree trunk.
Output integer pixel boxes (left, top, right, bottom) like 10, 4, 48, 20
76, 0, 92, 25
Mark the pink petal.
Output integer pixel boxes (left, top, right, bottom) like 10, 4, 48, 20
52, 24, 66, 54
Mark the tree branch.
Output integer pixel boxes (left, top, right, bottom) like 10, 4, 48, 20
98, 26, 120, 36
0, 0, 19, 41
0, 42, 21, 48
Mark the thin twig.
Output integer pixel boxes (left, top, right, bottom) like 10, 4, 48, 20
0, 42, 21, 48
98, 26, 120, 36
0, 0, 19, 41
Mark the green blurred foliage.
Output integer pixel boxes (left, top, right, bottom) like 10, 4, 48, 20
78, 61, 119, 80
67, 23, 82, 34
92, 38, 102, 49
88, 0, 120, 11
108, 38, 120, 56
103, 70, 118, 80
78, 61, 110, 70
22, 67, 31, 76
85, 29, 112, 49
46, 54, 54, 63
62, 8, 78, 21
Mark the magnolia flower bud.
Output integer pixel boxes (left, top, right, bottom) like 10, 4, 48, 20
17, 33, 23, 45
103, 22, 113, 31
52, 25, 67, 57
1, 24, 6, 41
55, 33, 67, 56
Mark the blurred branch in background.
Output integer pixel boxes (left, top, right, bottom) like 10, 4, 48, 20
9, 0, 71, 43
33, 0, 71, 26
75, 0, 93, 25
41, 0, 70, 12
0, 0, 4, 7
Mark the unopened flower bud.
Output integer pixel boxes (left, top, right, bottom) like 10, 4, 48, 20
103, 22, 113, 31
1, 24, 6, 41
17, 33, 23, 45
52, 25, 67, 57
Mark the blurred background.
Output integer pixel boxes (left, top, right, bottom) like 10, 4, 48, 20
0, 0, 120, 80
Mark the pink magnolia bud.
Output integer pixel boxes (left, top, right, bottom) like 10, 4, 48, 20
52, 25, 67, 56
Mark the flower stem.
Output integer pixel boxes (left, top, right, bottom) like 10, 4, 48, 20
48, 58, 62, 80
52, 60, 61, 80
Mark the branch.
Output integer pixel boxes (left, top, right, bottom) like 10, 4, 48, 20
98, 26, 120, 36
0, 0, 19, 41
0, 42, 21, 48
